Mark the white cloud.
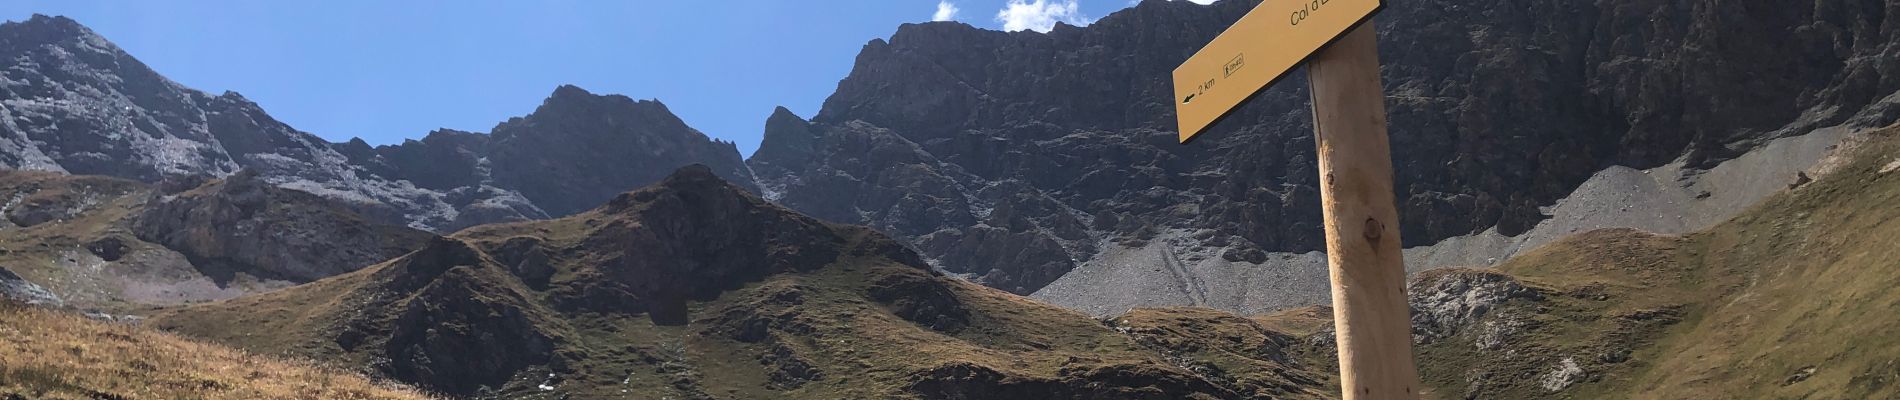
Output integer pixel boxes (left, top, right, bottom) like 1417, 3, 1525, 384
994, 0, 1094, 33
933, 1, 961, 21
1130, 0, 1218, 5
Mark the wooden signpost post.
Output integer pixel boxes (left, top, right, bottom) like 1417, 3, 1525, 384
1172, 0, 1419, 398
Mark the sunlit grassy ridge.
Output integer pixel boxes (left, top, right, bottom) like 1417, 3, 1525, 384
0, 301, 434, 400
1609, 126, 1900, 398
1242, 126, 1900, 399
1398, 125, 1900, 398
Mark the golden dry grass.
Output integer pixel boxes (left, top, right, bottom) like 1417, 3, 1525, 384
0, 302, 435, 400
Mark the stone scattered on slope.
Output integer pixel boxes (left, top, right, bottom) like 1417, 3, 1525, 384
1407, 268, 1540, 345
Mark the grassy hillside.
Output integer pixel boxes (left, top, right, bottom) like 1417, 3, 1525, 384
0, 301, 432, 400
1338, 125, 1900, 398
1614, 126, 1900, 398
149, 166, 1333, 399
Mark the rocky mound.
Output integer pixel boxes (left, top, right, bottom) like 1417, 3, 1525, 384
0, 266, 59, 306
149, 165, 1332, 399
134, 169, 435, 282
0, 169, 429, 311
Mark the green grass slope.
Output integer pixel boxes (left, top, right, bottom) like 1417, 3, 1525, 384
0, 300, 434, 400
1377, 126, 1900, 398
1618, 126, 1900, 398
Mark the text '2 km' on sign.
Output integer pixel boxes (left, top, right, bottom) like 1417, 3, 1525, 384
1171, 0, 1384, 143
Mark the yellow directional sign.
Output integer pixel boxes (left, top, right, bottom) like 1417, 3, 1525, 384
1172, 0, 1384, 143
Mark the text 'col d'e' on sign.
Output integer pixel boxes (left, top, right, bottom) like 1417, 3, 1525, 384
1172, 0, 1383, 143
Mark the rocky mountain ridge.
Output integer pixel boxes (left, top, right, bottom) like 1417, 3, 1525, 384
749, 0, 1900, 302
0, 14, 752, 232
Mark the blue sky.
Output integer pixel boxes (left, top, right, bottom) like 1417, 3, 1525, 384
0, 0, 1174, 156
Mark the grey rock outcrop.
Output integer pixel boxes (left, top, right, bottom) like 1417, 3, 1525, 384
133, 169, 435, 282
0, 266, 59, 306
1407, 268, 1540, 345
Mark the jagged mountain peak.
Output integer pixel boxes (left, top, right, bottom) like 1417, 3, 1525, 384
1, 15, 766, 232
2, 14, 102, 46
530, 84, 680, 125
768, 105, 801, 119
750, 106, 818, 177
471, 84, 757, 216
1, 14, 171, 93
761, 105, 811, 136
547, 83, 595, 98
815, 0, 1244, 135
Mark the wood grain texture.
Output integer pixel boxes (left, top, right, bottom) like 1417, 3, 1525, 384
1307, 20, 1422, 399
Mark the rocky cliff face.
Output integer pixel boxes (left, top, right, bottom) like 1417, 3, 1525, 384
750, 0, 1900, 295
133, 170, 435, 282
0, 15, 752, 232
357, 85, 757, 219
